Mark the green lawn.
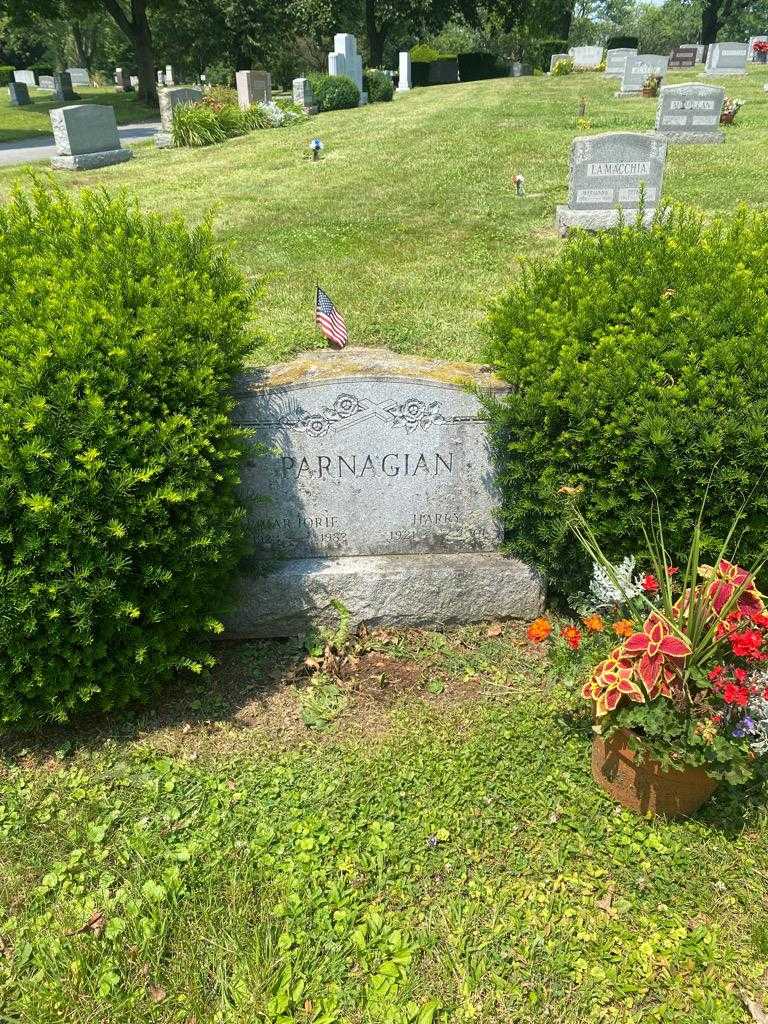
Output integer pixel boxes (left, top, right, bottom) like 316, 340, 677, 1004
1, 67, 767, 364
0, 85, 158, 142
2, 623, 767, 1023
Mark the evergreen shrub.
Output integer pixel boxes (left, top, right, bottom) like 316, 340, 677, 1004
307, 73, 360, 110
0, 181, 252, 727
486, 207, 768, 594
363, 69, 394, 102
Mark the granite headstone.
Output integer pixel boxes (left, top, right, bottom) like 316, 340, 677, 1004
235, 70, 271, 109
38, 75, 55, 90
655, 82, 724, 143
66, 67, 90, 87
155, 86, 203, 147
115, 67, 134, 92
52, 73, 77, 101
398, 51, 411, 91
705, 42, 747, 74
225, 349, 544, 636
571, 45, 603, 68
616, 54, 668, 95
13, 69, 36, 87
555, 131, 667, 234
50, 103, 133, 170
328, 32, 366, 104
550, 52, 569, 72
605, 48, 637, 77
8, 82, 31, 106
292, 77, 317, 114
668, 46, 697, 69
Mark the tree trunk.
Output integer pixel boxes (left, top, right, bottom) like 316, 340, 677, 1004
700, 0, 722, 44
556, 3, 574, 42
71, 22, 88, 69
365, 0, 385, 68
100, 0, 158, 105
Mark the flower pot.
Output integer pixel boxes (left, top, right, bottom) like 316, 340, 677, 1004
642, 87, 657, 98
720, 110, 735, 124
592, 728, 718, 819
755, 52, 767, 64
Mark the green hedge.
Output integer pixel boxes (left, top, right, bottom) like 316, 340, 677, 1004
0, 181, 252, 728
525, 38, 570, 72
457, 52, 503, 80
0, 66, 16, 87
606, 35, 639, 50
363, 69, 394, 102
486, 207, 768, 594
307, 73, 360, 110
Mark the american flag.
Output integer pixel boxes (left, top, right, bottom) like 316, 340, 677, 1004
315, 286, 348, 349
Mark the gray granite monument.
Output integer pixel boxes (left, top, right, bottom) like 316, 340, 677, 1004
38, 75, 55, 90
328, 32, 366, 104
8, 82, 31, 106
655, 83, 724, 143
571, 45, 603, 68
155, 86, 203, 147
66, 67, 90, 87
668, 46, 697, 69
616, 54, 668, 96
555, 131, 667, 235
13, 69, 36, 87
605, 48, 637, 77
52, 73, 77, 101
115, 67, 134, 92
165, 64, 175, 86
550, 52, 569, 72
49, 104, 133, 170
705, 42, 747, 74
292, 77, 317, 114
224, 349, 544, 637
398, 51, 411, 91
235, 70, 271, 110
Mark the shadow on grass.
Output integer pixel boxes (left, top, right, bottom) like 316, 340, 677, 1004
0, 637, 308, 765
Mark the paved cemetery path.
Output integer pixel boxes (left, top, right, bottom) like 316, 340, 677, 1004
0, 121, 159, 167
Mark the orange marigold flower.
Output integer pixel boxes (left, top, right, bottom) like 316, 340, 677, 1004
562, 625, 582, 650
527, 617, 552, 643
612, 619, 634, 638
582, 614, 604, 632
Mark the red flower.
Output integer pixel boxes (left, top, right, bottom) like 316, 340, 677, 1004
722, 683, 749, 707
623, 613, 691, 689
701, 559, 765, 618
734, 667, 748, 683
708, 665, 725, 683
642, 574, 660, 594
666, 566, 679, 577
562, 625, 581, 650
729, 629, 764, 659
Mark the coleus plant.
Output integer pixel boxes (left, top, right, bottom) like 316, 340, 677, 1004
569, 497, 768, 783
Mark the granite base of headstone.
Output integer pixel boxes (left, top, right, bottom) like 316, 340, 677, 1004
655, 83, 724, 144
236, 70, 272, 110
155, 86, 204, 147
555, 131, 667, 235
14, 69, 37, 87
8, 82, 31, 106
292, 77, 318, 114
50, 104, 133, 170
224, 348, 544, 637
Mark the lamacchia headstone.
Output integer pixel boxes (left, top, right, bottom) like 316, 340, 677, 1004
115, 67, 134, 92
155, 86, 203, 147
705, 42, 747, 74
38, 75, 55, 90
668, 46, 697, 69
52, 72, 78, 101
571, 45, 603, 68
13, 69, 36, 87
8, 82, 31, 106
616, 54, 668, 96
66, 67, 90, 87
50, 104, 133, 170
605, 48, 637, 77
550, 52, 569, 72
328, 33, 366, 104
555, 131, 667, 235
236, 70, 271, 110
655, 83, 724, 143
398, 51, 411, 91
224, 349, 544, 637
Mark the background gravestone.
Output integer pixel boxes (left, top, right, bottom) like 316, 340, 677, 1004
571, 45, 603, 68
236, 70, 271, 110
165, 64, 175, 86
705, 42, 747, 74
66, 67, 90, 87
38, 75, 55, 90
616, 54, 668, 95
605, 48, 637, 77
155, 86, 203, 147
549, 52, 569, 72
328, 32, 366, 103
156, 69, 165, 86
13, 69, 36, 87
655, 83, 724, 143
292, 78, 317, 113
398, 51, 411, 91
115, 67, 134, 92
53, 73, 77, 101
555, 131, 667, 235
50, 104, 133, 170
668, 46, 697, 69
8, 82, 31, 106
225, 348, 544, 637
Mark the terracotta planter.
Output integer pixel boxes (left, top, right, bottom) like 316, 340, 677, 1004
720, 110, 735, 125
592, 728, 718, 819
642, 87, 658, 98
